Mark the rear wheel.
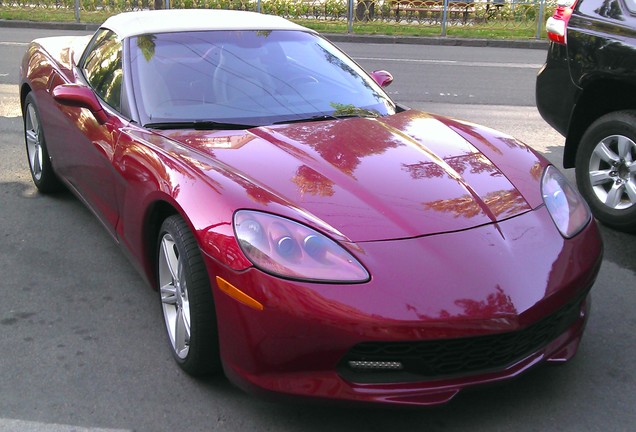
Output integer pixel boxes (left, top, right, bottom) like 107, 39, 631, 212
575, 110, 636, 233
23, 92, 62, 193
157, 215, 221, 375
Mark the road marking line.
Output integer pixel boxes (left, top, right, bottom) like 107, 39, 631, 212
0, 41, 29, 46
354, 57, 542, 69
0, 418, 132, 432
0, 84, 21, 117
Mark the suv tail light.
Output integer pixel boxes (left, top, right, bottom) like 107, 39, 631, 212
546, 0, 579, 44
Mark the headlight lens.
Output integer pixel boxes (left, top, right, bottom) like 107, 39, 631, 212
541, 165, 591, 238
234, 210, 369, 283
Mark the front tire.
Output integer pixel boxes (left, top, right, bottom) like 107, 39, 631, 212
157, 215, 221, 376
23, 92, 63, 193
575, 110, 636, 232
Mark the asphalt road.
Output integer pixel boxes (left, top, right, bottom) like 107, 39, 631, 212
1, 26, 635, 432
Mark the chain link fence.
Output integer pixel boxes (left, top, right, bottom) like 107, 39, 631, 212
0, 0, 556, 38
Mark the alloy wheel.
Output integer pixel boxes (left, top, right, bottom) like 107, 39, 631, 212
159, 233, 191, 359
25, 103, 44, 181
588, 134, 636, 210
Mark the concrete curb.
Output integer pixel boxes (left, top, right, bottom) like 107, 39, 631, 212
324, 32, 547, 49
1, 18, 548, 49
0, 18, 99, 31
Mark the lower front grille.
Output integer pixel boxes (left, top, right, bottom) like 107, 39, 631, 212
338, 292, 587, 384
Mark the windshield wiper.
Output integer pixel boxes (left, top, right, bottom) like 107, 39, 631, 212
272, 114, 371, 125
145, 120, 256, 130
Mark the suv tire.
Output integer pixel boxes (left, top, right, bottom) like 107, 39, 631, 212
575, 110, 636, 232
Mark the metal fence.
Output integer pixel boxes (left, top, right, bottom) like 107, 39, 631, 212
0, 0, 556, 38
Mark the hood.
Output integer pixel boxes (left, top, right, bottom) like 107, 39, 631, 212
161, 110, 546, 242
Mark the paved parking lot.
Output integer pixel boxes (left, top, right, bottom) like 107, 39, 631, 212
1, 25, 635, 432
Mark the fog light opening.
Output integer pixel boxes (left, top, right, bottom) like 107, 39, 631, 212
348, 360, 404, 370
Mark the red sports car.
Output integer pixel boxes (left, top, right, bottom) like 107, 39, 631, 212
20, 9, 603, 406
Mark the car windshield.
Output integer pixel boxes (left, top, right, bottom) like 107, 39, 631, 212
129, 30, 396, 127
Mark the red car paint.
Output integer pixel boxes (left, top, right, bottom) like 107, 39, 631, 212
20, 19, 603, 406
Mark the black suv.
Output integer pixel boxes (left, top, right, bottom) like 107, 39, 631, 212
536, 0, 636, 232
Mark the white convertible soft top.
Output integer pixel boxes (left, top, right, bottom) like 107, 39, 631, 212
101, 9, 314, 39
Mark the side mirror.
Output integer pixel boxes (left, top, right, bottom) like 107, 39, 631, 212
52, 84, 108, 124
370, 70, 394, 88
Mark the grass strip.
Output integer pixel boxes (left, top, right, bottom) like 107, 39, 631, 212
0, 6, 547, 39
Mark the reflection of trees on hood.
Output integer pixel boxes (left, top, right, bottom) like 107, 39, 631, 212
402, 153, 503, 180
422, 189, 528, 219
137, 34, 157, 62
280, 120, 402, 178
292, 165, 335, 197
530, 162, 543, 181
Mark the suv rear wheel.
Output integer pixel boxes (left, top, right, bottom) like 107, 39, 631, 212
575, 110, 636, 232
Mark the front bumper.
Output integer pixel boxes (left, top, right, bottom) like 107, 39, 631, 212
205, 207, 602, 406
226, 298, 589, 406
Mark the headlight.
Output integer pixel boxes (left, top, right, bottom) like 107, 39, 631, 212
234, 210, 369, 283
541, 165, 591, 238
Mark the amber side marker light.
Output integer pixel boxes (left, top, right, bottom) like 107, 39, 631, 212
216, 276, 264, 311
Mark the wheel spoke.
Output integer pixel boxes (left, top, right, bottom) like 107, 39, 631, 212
625, 181, 636, 204
29, 105, 39, 132
605, 182, 625, 208
174, 306, 190, 355
589, 169, 614, 186
160, 284, 178, 305
33, 145, 43, 176
180, 280, 191, 329
161, 236, 179, 282
26, 135, 38, 171
25, 129, 38, 147
616, 136, 634, 161
594, 141, 620, 165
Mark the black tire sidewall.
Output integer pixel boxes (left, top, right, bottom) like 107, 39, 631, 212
575, 110, 636, 232
157, 215, 221, 376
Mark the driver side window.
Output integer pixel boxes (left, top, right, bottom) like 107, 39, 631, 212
82, 29, 123, 112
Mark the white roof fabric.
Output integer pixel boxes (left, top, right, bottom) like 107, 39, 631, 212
101, 9, 313, 39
